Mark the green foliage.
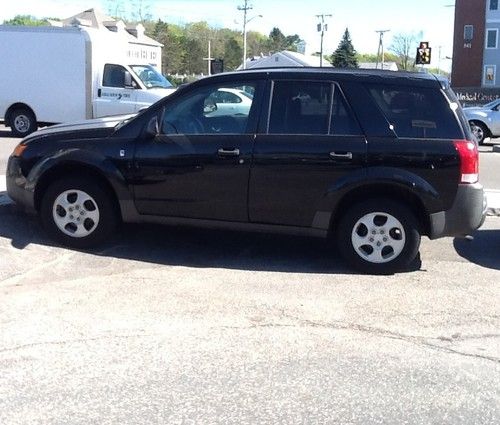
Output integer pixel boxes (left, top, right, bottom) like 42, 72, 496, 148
2, 15, 49, 26
330, 28, 358, 68
3, 9, 301, 75
357, 52, 399, 64
266, 27, 303, 53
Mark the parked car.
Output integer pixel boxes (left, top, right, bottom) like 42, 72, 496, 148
203, 88, 253, 118
7, 68, 486, 274
463, 98, 500, 144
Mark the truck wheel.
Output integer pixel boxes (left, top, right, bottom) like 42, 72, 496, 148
470, 121, 489, 145
40, 177, 117, 249
10, 108, 38, 137
336, 199, 421, 274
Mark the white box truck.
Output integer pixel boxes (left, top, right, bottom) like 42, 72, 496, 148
0, 25, 176, 137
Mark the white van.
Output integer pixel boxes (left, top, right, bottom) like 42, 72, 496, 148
0, 25, 175, 136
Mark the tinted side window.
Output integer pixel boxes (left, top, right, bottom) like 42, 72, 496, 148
161, 83, 257, 135
103, 64, 126, 88
269, 81, 331, 134
330, 88, 362, 136
368, 85, 462, 139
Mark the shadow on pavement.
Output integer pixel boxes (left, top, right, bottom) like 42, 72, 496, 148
0, 202, 425, 275
0, 202, 351, 274
453, 229, 500, 270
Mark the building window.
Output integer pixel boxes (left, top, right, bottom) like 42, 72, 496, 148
485, 65, 496, 85
464, 25, 473, 42
487, 29, 498, 48
490, 0, 498, 11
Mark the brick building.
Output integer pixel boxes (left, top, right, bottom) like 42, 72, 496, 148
452, 0, 500, 88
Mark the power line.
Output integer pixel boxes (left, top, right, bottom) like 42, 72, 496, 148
375, 29, 390, 70
238, 0, 253, 69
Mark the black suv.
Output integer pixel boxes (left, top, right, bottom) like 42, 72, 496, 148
7, 68, 486, 273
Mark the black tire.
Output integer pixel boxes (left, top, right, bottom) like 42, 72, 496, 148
10, 108, 38, 138
470, 121, 489, 145
40, 176, 117, 249
336, 199, 421, 274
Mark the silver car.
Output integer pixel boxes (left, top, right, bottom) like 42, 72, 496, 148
463, 99, 500, 144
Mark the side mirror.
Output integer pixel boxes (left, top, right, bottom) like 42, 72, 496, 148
146, 116, 159, 137
124, 71, 133, 88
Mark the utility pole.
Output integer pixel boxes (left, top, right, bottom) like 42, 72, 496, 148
238, 0, 253, 69
375, 29, 390, 70
203, 40, 213, 76
316, 14, 332, 67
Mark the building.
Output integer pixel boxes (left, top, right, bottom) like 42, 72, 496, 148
451, 0, 500, 88
240, 51, 333, 69
49, 8, 163, 71
358, 62, 398, 71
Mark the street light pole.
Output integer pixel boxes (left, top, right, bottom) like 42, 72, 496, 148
238, 0, 252, 69
316, 14, 332, 67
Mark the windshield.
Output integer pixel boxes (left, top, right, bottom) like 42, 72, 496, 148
130, 65, 174, 89
482, 99, 500, 109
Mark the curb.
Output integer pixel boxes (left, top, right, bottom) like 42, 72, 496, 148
493, 145, 500, 153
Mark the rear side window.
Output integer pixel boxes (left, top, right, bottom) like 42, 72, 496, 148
368, 85, 463, 139
330, 88, 362, 136
269, 80, 331, 134
268, 80, 362, 136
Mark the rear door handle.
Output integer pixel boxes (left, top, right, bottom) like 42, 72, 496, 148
329, 151, 353, 160
218, 148, 240, 157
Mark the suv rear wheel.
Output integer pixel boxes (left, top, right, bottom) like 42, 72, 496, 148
40, 176, 117, 249
337, 199, 421, 274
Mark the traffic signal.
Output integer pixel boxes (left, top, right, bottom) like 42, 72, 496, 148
416, 42, 432, 65
210, 59, 224, 74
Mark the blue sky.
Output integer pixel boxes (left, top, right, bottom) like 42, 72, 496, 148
0, 0, 456, 69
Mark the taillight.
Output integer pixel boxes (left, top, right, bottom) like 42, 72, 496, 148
454, 140, 478, 184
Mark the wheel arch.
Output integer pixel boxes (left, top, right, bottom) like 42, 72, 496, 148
33, 160, 126, 223
469, 119, 491, 136
329, 183, 431, 237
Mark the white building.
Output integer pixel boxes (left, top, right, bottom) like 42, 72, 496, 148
49, 8, 163, 70
358, 62, 399, 71
241, 50, 333, 69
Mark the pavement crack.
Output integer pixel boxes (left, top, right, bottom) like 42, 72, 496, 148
262, 315, 500, 365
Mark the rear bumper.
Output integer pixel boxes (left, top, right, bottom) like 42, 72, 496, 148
429, 183, 486, 239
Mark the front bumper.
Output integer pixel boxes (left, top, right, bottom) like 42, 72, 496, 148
6, 156, 36, 213
429, 183, 487, 239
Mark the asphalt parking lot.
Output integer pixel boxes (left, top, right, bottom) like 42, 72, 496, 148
0, 127, 499, 424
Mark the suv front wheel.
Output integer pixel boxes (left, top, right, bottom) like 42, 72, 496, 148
337, 199, 421, 274
40, 176, 117, 249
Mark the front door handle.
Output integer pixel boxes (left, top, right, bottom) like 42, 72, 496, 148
218, 148, 240, 157
329, 151, 353, 160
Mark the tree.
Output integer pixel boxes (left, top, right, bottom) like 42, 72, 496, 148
266, 28, 302, 53
3, 15, 49, 26
224, 38, 243, 71
330, 28, 358, 68
389, 32, 421, 71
